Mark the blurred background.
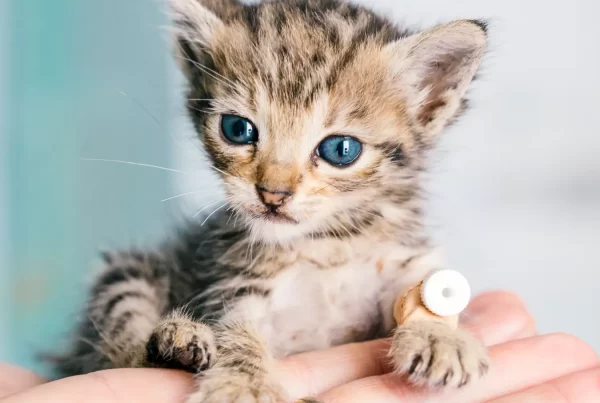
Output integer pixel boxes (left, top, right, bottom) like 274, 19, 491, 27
0, 0, 599, 375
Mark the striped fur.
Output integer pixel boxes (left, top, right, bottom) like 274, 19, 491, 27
51, 1, 490, 402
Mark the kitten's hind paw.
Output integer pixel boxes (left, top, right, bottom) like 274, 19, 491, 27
146, 316, 216, 373
390, 321, 490, 389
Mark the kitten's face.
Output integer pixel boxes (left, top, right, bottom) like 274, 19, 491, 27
171, 0, 487, 244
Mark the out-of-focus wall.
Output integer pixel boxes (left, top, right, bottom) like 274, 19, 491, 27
0, 0, 10, 361
2, 0, 173, 373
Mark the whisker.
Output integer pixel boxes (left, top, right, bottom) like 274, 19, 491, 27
352, 207, 384, 218
192, 62, 234, 87
210, 165, 236, 179
116, 88, 201, 158
210, 167, 248, 190
161, 190, 206, 202
188, 106, 214, 115
117, 88, 210, 160
246, 226, 257, 262
329, 215, 356, 241
81, 158, 197, 175
175, 49, 235, 90
225, 209, 236, 226
233, 209, 240, 228
201, 202, 229, 226
193, 199, 223, 218
117, 88, 161, 126
345, 218, 370, 239
176, 45, 237, 88
321, 220, 342, 242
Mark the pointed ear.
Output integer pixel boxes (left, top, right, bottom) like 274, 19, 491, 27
384, 20, 488, 138
168, 0, 235, 78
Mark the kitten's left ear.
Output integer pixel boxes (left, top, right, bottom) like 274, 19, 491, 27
385, 20, 488, 138
169, 0, 239, 78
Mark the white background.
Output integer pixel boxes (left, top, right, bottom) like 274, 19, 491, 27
170, 0, 600, 351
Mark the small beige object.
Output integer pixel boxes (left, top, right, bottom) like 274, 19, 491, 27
394, 269, 471, 329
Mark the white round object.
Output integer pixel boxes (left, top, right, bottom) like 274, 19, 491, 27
421, 269, 471, 317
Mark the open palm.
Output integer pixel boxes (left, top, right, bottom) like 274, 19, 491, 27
1, 292, 598, 403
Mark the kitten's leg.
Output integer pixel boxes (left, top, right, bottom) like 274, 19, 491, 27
54, 251, 215, 375
186, 316, 287, 403
90, 251, 217, 372
383, 252, 490, 389
84, 251, 171, 369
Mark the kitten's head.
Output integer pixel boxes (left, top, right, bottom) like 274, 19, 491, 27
170, 0, 487, 244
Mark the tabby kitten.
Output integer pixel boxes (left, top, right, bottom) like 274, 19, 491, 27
52, 0, 490, 401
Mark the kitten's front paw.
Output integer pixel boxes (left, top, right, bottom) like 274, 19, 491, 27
187, 369, 287, 403
146, 317, 216, 373
390, 321, 490, 389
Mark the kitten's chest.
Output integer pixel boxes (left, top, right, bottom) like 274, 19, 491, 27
258, 259, 387, 357
224, 240, 433, 358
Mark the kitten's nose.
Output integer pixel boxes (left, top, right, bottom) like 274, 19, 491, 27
256, 185, 292, 211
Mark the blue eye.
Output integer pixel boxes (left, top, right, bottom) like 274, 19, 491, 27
221, 114, 258, 144
316, 135, 362, 167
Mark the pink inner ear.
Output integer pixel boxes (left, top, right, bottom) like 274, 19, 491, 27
415, 49, 473, 125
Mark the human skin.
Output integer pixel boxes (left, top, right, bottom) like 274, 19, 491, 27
1, 291, 598, 403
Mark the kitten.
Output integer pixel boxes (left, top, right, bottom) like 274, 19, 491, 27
51, 0, 490, 402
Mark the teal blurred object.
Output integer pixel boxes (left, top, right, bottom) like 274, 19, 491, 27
1, 0, 176, 375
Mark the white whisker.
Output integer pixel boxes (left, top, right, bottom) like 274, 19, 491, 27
226, 209, 236, 226
210, 165, 235, 178
233, 209, 240, 228
188, 106, 214, 115
353, 207, 382, 218
211, 166, 247, 188
117, 88, 161, 126
116, 88, 201, 158
161, 190, 204, 202
176, 45, 237, 88
201, 202, 229, 226
193, 199, 223, 218
81, 158, 196, 175
175, 50, 235, 90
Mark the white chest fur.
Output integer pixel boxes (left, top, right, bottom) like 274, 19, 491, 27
263, 260, 385, 357
224, 240, 443, 358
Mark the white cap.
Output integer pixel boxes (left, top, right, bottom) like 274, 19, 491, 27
421, 269, 471, 317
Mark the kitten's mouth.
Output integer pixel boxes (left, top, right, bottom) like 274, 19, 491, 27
259, 210, 298, 224
246, 207, 298, 224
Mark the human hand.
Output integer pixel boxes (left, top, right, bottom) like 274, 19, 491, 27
1, 291, 598, 403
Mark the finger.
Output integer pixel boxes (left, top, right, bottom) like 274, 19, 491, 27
0, 364, 46, 398
318, 333, 599, 403
459, 290, 536, 345
0, 368, 192, 403
454, 333, 599, 403
486, 367, 600, 403
280, 290, 534, 400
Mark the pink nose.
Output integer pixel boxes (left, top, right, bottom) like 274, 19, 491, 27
256, 185, 292, 210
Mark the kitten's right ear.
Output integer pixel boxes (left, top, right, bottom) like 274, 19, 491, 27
168, 0, 232, 78
384, 20, 487, 140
